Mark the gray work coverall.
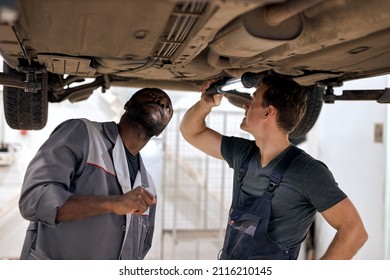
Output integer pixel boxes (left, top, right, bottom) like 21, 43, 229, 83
19, 118, 156, 259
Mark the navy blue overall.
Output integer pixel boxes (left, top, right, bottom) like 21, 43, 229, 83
219, 145, 302, 260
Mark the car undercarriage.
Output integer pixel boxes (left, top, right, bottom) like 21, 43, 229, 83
0, 0, 389, 141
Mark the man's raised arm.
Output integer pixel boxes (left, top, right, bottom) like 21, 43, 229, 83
179, 81, 225, 159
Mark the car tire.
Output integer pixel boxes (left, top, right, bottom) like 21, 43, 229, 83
2, 62, 48, 130
290, 85, 324, 144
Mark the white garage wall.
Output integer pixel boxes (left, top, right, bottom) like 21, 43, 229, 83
305, 75, 389, 259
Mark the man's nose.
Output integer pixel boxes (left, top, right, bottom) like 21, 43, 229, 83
155, 97, 167, 108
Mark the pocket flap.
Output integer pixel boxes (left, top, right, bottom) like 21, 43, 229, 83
229, 208, 260, 223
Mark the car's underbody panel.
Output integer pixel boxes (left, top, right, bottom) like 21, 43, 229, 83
0, 0, 390, 131
1, 0, 390, 90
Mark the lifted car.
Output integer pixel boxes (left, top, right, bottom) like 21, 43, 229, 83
0, 0, 389, 142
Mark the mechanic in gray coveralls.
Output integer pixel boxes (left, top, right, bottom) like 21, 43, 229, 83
19, 88, 173, 259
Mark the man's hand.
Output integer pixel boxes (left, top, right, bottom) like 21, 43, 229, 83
200, 78, 225, 109
114, 186, 157, 215
56, 186, 157, 222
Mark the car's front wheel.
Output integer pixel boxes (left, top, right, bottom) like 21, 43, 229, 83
2, 62, 48, 130
290, 85, 324, 144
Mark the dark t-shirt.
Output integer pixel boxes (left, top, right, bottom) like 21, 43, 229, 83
124, 145, 140, 186
221, 136, 347, 248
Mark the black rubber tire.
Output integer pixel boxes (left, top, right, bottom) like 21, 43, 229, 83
2, 62, 48, 130
290, 86, 324, 144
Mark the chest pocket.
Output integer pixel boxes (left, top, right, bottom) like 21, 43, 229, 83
132, 205, 155, 260
224, 208, 262, 259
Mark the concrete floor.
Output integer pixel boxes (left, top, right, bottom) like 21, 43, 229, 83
0, 132, 33, 259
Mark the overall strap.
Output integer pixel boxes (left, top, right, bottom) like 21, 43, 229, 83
267, 145, 302, 192
237, 144, 258, 184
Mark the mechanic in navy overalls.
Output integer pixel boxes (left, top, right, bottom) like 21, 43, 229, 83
218, 144, 301, 259
180, 72, 368, 260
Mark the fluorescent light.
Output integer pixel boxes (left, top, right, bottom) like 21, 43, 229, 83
219, 78, 243, 91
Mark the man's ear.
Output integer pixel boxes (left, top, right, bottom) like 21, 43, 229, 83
265, 106, 275, 117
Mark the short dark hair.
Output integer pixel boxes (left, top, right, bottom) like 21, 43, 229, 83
261, 72, 307, 133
